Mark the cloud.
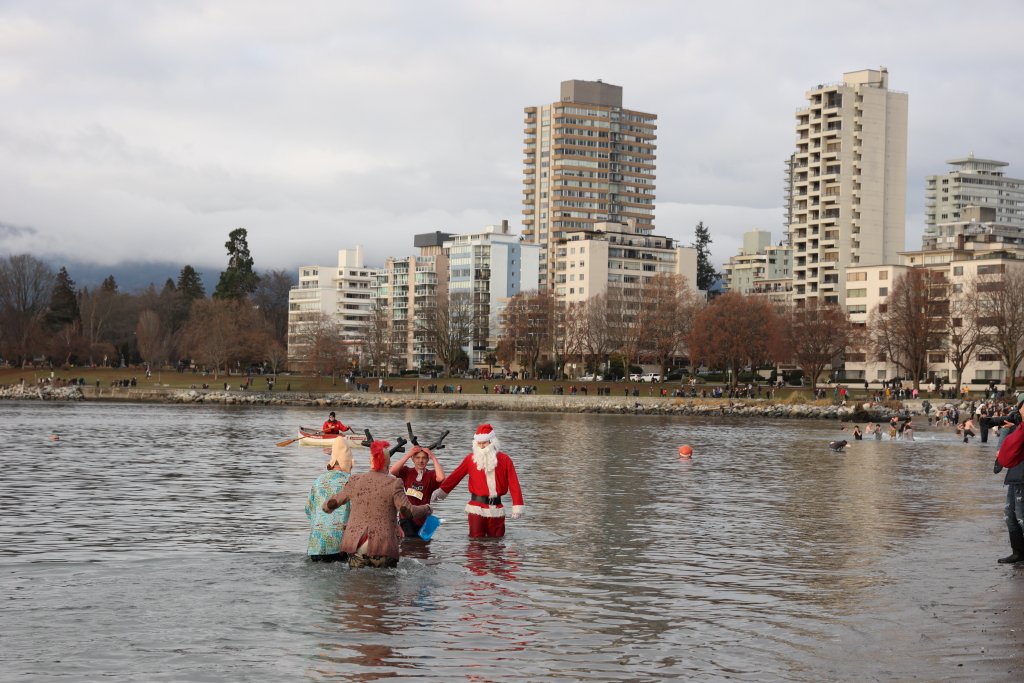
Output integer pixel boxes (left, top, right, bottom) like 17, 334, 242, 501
0, 0, 1021, 275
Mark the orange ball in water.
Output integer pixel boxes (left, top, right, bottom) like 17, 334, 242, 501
678, 445, 693, 458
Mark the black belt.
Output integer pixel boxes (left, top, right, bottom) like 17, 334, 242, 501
471, 494, 502, 505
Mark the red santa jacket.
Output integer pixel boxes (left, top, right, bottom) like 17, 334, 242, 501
440, 451, 524, 518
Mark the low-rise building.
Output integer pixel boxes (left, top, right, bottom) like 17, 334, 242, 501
286, 247, 379, 365
550, 219, 698, 304
722, 230, 793, 304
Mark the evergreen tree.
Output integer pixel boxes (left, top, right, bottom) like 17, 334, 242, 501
101, 275, 118, 293
46, 267, 80, 330
176, 265, 206, 303
162, 278, 176, 295
691, 221, 719, 291
213, 228, 260, 300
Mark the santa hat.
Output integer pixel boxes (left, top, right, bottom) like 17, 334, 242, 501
474, 424, 496, 443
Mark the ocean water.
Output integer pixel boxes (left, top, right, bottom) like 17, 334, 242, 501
0, 401, 1019, 681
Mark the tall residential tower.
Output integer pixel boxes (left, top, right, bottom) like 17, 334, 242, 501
786, 68, 908, 307
522, 79, 657, 290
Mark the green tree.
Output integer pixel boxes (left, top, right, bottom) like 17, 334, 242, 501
101, 275, 118, 293
691, 221, 719, 291
176, 265, 206, 302
46, 267, 80, 331
213, 228, 260, 300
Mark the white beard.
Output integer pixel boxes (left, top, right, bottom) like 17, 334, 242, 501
472, 440, 499, 473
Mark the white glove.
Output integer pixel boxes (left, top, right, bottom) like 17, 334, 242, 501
510, 505, 524, 520
433, 489, 448, 503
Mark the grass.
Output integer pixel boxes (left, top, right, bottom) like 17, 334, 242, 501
0, 366, 980, 404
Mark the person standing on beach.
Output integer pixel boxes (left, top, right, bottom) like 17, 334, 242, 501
993, 402, 1024, 563
433, 424, 524, 538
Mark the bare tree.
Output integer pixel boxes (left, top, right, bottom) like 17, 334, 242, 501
607, 286, 646, 374
179, 299, 266, 378
688, 292, 781, 387
264, 338, 289, 378
550, 299, 584, 380
972, 267, 1024, 391
785, 302, 852, 393
580, 293, 614, 376
293, 313, 349, 384
47, 322, 89, 366
78, 286, 121, 366
868, 269, 943, 391
641, 274, 700, 376
500, 290, 553, 379
361, 301, 394, 377
416, 292, 473, 375
942, 290, 981, 394
252, 269, 295, 344
0, 254, 54, 365
135, 310, 173, 368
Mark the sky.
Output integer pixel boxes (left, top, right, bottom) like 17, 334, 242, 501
1, 0, 1023, 279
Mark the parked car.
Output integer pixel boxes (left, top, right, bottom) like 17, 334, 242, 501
579, 374, 603, 381
640, 372, 662, 383
629, 373, 643, 381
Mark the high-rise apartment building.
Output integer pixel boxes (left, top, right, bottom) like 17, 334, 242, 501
522, 79, 657, 290
786, 68, 908, 307
924, 156, 1024, 236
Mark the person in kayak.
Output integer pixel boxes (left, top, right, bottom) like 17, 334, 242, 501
433, 424, 524, 538
322, 440, 431, 568
390, 444, 445, 540
305, 436, 354, 562
322, 412, 351, 435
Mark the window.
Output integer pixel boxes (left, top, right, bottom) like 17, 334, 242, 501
847, 304, 867, 313
878, 287, 888, 296
848, 272, 867, 281
953, 266, 964, 276
978, 264, 1005, 275
878, 270, 888, 280
847, 288, 867, 298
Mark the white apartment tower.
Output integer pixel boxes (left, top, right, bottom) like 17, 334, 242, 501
522, 79, 657, 291
924, 156, 1024, 236
787, 68, 908, 307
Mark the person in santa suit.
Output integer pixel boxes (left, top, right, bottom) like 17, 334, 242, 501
433, 423, 524, 538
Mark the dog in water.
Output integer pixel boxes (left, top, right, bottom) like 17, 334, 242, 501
829, 440, 848, 452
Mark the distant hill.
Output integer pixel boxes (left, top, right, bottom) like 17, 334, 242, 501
51, 259, 216, 293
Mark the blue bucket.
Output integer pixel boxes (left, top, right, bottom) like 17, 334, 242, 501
418, 515, 443, 541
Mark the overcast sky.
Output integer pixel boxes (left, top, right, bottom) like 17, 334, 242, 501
1, 1, 1022, 277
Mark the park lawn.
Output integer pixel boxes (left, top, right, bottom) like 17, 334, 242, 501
0, 366, 901, 403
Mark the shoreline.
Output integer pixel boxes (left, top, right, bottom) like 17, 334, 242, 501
0, 383, 912, 420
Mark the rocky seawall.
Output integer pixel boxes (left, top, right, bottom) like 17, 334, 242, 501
1, 384, 901, 420
0, 384, 86, 401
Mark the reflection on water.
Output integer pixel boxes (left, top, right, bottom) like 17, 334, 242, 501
0, 401, 1018, 680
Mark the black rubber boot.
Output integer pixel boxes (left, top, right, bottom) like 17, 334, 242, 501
998, 530, 1024, 563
